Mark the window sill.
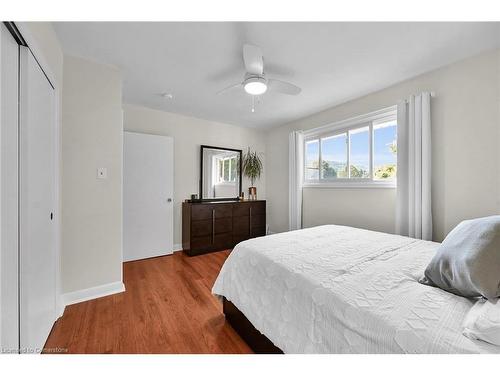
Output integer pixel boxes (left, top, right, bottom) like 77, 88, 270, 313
303, 181, 396, 189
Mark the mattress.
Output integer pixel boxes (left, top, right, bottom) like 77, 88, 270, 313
212, 225, 500, 353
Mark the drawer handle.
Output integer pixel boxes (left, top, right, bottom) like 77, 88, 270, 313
212, 209, 215, 244
249, 207, 252, 236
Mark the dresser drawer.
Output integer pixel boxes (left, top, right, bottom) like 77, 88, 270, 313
233, 204, 250, 217
251, 226, 266, 237
214, 204, 233, 218
191, 235, 213, 250
191, 233, 232, 251
233, 216, 250, 235
249, 201, 266, 215
215, 217, 232, 234
214, 233, 233, 249
251, 214, 265, 228
191, 220, 212, 237
192, 217, 232, 237
191, 204, 214, 221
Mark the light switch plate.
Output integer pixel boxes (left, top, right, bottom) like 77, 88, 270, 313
97, 167, 107, 179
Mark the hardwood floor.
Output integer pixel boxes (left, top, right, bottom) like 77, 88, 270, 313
44, 250, 253, 354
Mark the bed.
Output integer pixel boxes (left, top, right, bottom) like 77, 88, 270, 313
212, 225, 500, 354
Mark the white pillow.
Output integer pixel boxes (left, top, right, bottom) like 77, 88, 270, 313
463, 298, 500, 346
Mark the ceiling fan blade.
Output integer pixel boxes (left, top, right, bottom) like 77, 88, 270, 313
268, 79, 302, 95
216, 82, 242, 95
243, 44, 263, 75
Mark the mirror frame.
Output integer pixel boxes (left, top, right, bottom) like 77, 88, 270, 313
199, 145, 242, 202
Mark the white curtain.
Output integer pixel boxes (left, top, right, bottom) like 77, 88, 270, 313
289, 131, 304, 231
396, 92, 432, 240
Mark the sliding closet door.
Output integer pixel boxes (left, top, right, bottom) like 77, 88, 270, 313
0, 23, 20, 352
123, 132, 174, 261
19, 46, 57, 353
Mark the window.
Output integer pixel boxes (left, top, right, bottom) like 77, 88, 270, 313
305, 139, 319, 179
321, 134, 347, 178
303, 108, 397, 186
373, 119, 397, 180
217, 155, 238, 183
349, 126, 370, 178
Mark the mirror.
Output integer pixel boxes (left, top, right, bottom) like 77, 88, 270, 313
200, 145, 242, 200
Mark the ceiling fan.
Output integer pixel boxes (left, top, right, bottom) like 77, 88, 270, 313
217, 44, 302, 98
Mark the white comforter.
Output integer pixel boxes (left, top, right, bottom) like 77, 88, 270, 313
212, 225, 500, 353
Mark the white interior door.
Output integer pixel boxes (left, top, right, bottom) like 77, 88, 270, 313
0, 23, 20, 352
19, 46, 57, 353
123, 132, 174, 262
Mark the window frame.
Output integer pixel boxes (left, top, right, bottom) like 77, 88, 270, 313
303, 106, 397, 188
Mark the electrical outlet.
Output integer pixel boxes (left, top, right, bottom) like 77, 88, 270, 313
97, 167, 107, 179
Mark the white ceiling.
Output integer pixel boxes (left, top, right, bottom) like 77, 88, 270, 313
53, 22, 500, 129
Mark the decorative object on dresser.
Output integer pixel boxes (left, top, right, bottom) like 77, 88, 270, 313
242, 147, 263, 200
182, 200, 266, 256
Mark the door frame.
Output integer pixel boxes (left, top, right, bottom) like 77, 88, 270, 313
13, 22, 63, 318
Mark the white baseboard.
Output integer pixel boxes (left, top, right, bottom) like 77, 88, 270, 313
173, 243, 183, 252
61, 281, 126, 308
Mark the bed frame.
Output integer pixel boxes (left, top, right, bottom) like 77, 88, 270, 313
222, 297, 283, 354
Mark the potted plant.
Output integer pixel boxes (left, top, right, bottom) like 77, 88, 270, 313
242, 147, 263, 200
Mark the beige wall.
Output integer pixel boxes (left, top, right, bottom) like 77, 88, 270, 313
123, 104, 267, 247
62, 55, 123, 293
266, 49, 500, 241
302, 188, 396, 233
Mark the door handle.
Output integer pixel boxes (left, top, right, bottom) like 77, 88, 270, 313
167, 198, 172, 202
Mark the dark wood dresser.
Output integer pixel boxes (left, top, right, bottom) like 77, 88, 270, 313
182, 200, 266, 256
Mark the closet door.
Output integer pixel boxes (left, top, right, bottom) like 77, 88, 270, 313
19, 46, 57, 353
0, 23, 20, 352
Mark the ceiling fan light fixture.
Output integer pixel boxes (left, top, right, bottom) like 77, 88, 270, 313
244, 77, 267, 95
